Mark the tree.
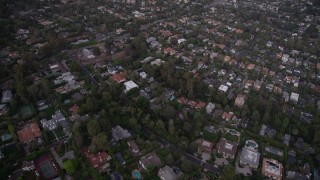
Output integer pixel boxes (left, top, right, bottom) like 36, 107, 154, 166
129, 118, 139, 131
161, 105, 176, 120
63, 160, 76, 174
251, 111, 260, 122
180, 156, 194, 172
189, 141, 198, 153
87, 120, 101, 137
92, 47, 101, 56
93, 132, 108, 150
165, 154, 175, 165
168, 119, 175, 136
39, 78, 52, 96
262, 113, 270, 123
281, 118, 289, 132
219, 164, 236, 180
156, 119, 165, 131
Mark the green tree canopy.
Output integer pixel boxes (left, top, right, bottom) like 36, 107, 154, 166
93, 132, 108, 151
87, 119, 101, 137
63, 160, 76, 174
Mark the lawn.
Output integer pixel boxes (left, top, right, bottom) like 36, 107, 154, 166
45, 107, 55, 119
54, 126, 65, 138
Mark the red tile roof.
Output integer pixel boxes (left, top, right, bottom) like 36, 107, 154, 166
187, 100, 197, 108
222, 112, 234, 121
112, 73, 126, 84
163, 47, 177, 55
178, 96, 188, 104
17, 122, 42, 143
69, 104, 79, 114
83, 149, 111, 172
196, 101, 207, 109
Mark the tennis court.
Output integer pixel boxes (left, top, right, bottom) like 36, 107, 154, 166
35, 155, 58, 179
20, 105, 35, 117
40, 160, 56, 178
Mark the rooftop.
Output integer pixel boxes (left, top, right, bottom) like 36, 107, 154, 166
17, 122, 42, 143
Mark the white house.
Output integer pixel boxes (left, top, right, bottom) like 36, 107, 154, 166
218, 85, 228, 93
124, 81, 138, 93
290, 92, 299, 104
177, 38, 186, 45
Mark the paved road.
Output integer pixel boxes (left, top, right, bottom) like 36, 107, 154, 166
143, 127, 220, 175
50, 147, 64, 168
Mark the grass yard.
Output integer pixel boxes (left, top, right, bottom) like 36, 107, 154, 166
54, 126, 65, 138
45, 107, 55, 119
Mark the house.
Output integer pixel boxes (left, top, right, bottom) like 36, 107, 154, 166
218, 84, 228, 93
245, 80, 254, 89
69, 104, 79, 115
112, 126, 131, 141
139, 72, 147, 79
96, 34, 106, 42
265, 146, 283, 157
262, 158, 283, 180
112, 73, 126, 84
283, 134, 290, 146
141, 56, 154, 63
187, 100, 197, 108
17, 122, 42, 144
218, 69, 227, 76
127, 140, 139, 154
37, 100, 49, 111
83, 149, 112, 172
177, 96, 188, 104
158, 165, 183, 180
290, 92, 299, 104
111, 172, 123, 180
206, 102, 215, 114
273, 86, 282, 94
21, 161, 35, 171
287, 150, 296, 164
216, 138, 238, 159
40, 110, 67, 131
139, 152, 162, 170
163, 47, 177, 55
247, 64, 255, 70
196, 101, 206, 109
116, 153, 126, 166
240, 140, 260, 169
197, 139, 214, 153
2, 90, 12, 103
300, 112, 314, 124
234, 94, 246, 108
124, 81, 138, 93
222, 112, 234, 121
151, 59, 164, 66
286, 171, 308, 180
82, 48, 95, 59
282, 91, 289, 102
177, 38, 186, 44
254, 80, 263, 91
224, 56, 231, 62
0, 104, 8, 116
260, 124, 276, 138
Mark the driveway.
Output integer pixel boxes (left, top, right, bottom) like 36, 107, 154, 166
215, 157, 228, 166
